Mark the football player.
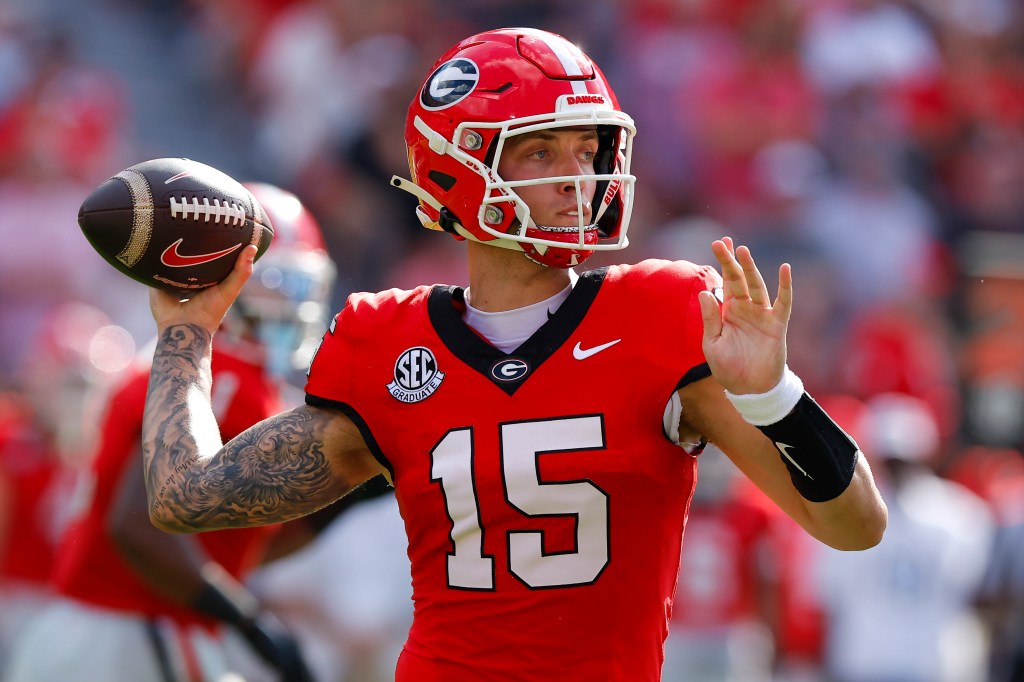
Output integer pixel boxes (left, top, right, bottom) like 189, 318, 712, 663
3, 184, 336, 682
139, 28, 887, 681
0, 302, 130, 670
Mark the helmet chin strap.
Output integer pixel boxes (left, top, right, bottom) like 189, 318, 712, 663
392, 174, 526, 253
453, 222, 525, 252
391, 174, 442, 211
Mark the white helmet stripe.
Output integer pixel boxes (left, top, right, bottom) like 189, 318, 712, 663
535, 32, 590, 95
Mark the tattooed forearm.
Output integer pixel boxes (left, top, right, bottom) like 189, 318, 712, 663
143, 324, 216, 513
150, 324, 213, 386
143, 324, 327, 532
148, 408, 336, 532
143, 323, 374, 533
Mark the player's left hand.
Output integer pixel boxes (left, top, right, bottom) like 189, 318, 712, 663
698, 237, 792, 395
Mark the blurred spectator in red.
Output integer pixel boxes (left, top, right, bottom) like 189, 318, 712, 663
837, 299, 961, 439
608, 0, 745, 215
0, 303, 132, 670
0, 9, 37, 177
685, 0, 819, 229
0, 26, 144, 383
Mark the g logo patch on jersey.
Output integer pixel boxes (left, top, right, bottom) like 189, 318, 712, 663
420, 58, 479, 110
490, 358, 530, 382
388, 346, 445, 403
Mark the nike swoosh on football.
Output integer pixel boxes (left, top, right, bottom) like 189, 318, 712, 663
164, 171, 194, 184
572, 339, 621, 360
160, 239, 242, 267
775, 442, 814, 480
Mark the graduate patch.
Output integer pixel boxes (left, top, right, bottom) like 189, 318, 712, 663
388, 346, 445, 403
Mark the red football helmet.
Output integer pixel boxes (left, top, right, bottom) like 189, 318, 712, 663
232, 183, 337, 380
392, 28, 636, 268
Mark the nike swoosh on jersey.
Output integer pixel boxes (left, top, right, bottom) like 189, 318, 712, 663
160, 239, 242, 267
572, 339, 621, 360
775, 442, 814, 479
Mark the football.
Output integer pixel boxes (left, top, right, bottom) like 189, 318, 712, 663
79, 157, 274, 296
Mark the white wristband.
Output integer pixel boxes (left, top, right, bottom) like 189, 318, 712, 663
724, 367, 804, 426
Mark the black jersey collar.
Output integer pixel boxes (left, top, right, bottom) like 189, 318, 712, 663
427, 268, 608, 395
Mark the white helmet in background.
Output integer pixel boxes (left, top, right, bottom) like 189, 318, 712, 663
862, 392, 941, 463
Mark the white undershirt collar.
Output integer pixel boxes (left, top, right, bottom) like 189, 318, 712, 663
464, 272, 577, 353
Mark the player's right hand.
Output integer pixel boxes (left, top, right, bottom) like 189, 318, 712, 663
149, 244, 257, 336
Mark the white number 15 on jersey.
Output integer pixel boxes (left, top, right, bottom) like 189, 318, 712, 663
431, 415, 609, 590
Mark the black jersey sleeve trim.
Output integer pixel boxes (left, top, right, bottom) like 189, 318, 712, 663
305, 394, 394, 479
674, 362, 713, 392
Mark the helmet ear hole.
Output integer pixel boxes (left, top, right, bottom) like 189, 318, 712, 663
484, 135, 500, 167
595, 126, 619, 175
429, 171, 457, 191
596, 194, 621, 238
594, 126, 623, 238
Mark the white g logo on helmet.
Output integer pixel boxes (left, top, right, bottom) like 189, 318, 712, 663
420, 58, 480, 110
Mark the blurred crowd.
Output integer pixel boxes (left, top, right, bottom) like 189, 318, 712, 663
1, 0, 1023, 680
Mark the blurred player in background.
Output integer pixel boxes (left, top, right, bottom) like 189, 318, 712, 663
953, 446, 1024, 682
768, 393, 874, 682
246, 475, 411, 682
2, 183, 337, 682
139, 28, 886, 681
661, 446, 777, 682
816, 392, 995, 682
0, 302, 132, 670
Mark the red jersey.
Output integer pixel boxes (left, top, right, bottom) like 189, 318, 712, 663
305, 259, 721, 681
0, 397, 61, 585
670, 493, 772, 630
766, 506, 827, 662
53, 345, 282, 628
729, 477, 826, 663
